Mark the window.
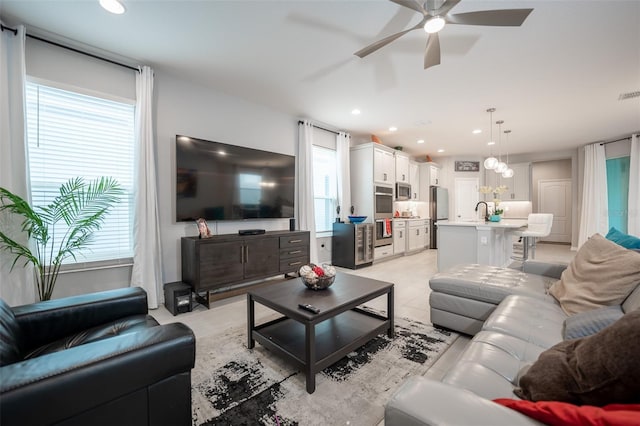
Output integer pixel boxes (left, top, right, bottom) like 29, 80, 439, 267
606, 156, 630, 233
312, 145, 337, 233
25, 81, 135, 265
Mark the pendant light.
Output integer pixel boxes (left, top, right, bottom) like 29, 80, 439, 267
483, 108, 498, 170
502, 129, 514, 178
494, 120, 507, 174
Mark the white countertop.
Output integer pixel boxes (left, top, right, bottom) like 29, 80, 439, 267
436, 219, 528, 229
393, 217, 429, 221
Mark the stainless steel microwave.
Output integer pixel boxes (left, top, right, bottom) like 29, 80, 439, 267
396, 182, 411, 200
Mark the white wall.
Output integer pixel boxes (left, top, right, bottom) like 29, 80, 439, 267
16, 38, 302, 301
154, 70, 298, 284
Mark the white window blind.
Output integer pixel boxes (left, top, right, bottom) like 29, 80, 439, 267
312, 145, 337, 233
25, 82, 135, 265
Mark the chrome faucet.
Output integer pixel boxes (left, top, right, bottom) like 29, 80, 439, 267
475, 201, 489, 222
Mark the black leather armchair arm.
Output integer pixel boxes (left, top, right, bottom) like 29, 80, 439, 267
1, 322, 196, 426
12, 287, 148, 353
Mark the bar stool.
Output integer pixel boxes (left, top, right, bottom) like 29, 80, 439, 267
512, 213, 554, 261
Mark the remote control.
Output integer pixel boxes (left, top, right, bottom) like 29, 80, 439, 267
298, 303, 320, 314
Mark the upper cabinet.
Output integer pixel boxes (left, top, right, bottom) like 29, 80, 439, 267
418, 162, 441, 203
484, 162, 531, 201
409, 161, 420, 200
395, 152, 410, 183
374, 146, 395, 184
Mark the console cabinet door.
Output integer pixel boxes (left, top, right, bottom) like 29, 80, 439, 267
199, 241, 244, 290
243, 237, 280, 279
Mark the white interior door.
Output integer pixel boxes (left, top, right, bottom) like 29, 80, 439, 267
454, 178, 479, 221
538, 179, 572, 243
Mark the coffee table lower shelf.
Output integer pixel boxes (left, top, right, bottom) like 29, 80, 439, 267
251, 309, 390, 393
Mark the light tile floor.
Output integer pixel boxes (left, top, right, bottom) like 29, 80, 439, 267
151, 242, 576, 425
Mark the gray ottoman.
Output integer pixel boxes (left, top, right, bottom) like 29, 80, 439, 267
429, 263, 564, 335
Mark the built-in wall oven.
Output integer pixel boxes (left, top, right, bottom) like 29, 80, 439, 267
374, 185, 394, 247
374, 185, 393, 219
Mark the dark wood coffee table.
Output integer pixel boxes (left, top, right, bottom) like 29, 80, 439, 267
247, 272, 394, 393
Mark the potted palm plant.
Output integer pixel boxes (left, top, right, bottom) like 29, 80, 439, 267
0, 177, 123, 301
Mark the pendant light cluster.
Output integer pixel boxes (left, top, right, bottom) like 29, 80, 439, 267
483, 108, 514, 178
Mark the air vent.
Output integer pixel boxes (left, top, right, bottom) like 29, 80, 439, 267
618, 91, 640, 100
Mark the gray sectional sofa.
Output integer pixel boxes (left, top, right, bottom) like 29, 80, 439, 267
386, 233, 640, 425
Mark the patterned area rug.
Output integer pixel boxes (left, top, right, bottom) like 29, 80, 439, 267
191, 308, 458, 426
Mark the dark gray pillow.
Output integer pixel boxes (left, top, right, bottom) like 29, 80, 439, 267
514, 310, 640, 406
563, 305, 624, 340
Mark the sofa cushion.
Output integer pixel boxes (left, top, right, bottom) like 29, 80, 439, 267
548, 233, 640, 315
0, 299, 22, 366
606, 227, 640, 250
514, 310, 640, 406
494, 399, 640, 426
563, 305, 624, 340
23, 314, 159, 359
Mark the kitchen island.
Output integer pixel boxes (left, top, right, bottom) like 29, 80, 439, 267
435, 219, 528, 271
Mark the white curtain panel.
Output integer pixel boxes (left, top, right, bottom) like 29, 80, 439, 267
296, 121, 318, 263
578, 143, 609, 248
336, 131, 351, 222
0, 24, 35, 305
629, 134, 640, 236
130, 66, 163, 308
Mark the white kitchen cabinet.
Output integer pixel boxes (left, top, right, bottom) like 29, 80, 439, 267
350, 143, 395, 220
393, 220, 406, 255
419, 162, 441, 203
508, 163, 531, 200
395, 152, 410, 183
409, 161, 420, 200
430, 165, 440, 186
424, 219, 430, 249
374, 146, 395, 184
407, 220, 428, 252
374, 244, 394, 260
486, 162, 530, 201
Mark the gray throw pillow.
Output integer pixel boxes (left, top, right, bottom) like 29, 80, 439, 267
563, 305, 624, 340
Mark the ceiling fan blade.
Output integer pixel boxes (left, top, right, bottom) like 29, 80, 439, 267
434, 0, 461, 16
446, 9, 533, 26
424, 32, 441, 69
389, 0, 426, 14
355, 21, 424, 58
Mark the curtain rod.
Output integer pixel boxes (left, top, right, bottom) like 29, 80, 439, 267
1, 24, 18, 35
26, 34, 139, 72
2, 23, 138, 71
600, 136, 632, 146
297, 120, 344, 136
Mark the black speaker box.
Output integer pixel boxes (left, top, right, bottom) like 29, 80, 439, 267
164, 282, 192, 316
289, 218, 296, 231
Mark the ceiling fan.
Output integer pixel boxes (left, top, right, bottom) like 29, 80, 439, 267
354, 0, 533, 69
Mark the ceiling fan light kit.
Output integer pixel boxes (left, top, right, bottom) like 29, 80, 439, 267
424, 16, 445, 33
354, 0, 533, 70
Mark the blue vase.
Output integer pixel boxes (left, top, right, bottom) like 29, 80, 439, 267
489, 214, 501, 222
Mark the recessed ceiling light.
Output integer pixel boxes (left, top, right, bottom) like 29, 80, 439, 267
389, 126, 398, 132
417, 139, 425, 144
472, 129, 482, 134
487, 141, 496, 146
351, 109, 361, 115
100, 0, 126, 14
437, 149, 445, 153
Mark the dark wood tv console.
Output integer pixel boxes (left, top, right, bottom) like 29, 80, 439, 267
181, 230, 310, 306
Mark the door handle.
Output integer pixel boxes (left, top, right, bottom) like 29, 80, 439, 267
289, 239, 302, 243
245, 246, 249, 263
289, 250, 302, 255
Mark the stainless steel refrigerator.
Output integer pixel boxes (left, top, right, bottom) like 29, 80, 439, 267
430, 186, 449, 249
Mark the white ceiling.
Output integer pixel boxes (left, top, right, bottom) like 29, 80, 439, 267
2, 0, 639, 159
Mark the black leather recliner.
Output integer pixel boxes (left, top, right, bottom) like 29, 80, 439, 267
0, 287, 196, 426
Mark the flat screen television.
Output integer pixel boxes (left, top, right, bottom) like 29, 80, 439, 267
175, 135, 295, 222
